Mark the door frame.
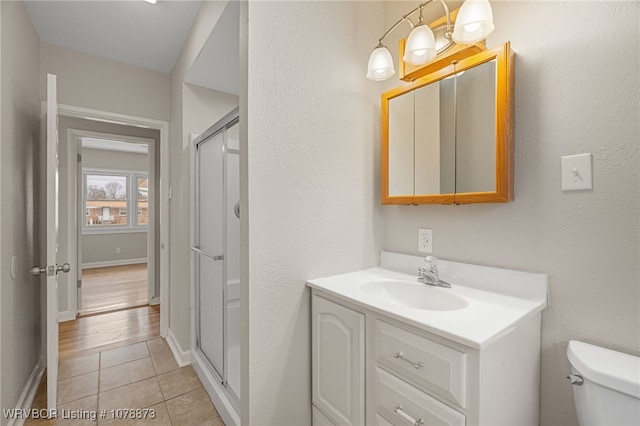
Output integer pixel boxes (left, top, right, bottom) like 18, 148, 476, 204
70, 130, 156, 315
57, 103, 169, 336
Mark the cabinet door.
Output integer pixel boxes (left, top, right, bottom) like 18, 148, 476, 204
312, 295, 365, 425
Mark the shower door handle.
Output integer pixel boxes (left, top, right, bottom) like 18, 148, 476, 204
191, 246, 224, 261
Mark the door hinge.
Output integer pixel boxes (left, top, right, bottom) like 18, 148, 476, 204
77, 153, 82, 163
77, 279, 82, 288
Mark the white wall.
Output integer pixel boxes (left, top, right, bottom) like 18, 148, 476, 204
82, 234, 147, 265
39, 42, 170, 121
243, 1, 383, 423
184, 83, 238, 140
0, 1, 42, 421
83, 147, 148, 171
168, 0, 237, 352
381, 2, 639, 425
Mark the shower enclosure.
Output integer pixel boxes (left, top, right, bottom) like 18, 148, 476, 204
190, 107, 240, 421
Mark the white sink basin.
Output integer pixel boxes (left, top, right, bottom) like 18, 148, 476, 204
361, 278, 468, 311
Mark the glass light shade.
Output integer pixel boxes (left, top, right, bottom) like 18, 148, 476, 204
452, 0, 495, 44
367, 45, 395, 81
403, 24, 436, 65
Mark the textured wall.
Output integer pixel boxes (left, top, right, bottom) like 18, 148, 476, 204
0, 1, 41, 421
381, 2, 639, 425
244, 2, 383, 423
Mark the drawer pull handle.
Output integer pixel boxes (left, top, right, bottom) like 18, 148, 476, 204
394, 351, 424, 369
394, 405, 424, 426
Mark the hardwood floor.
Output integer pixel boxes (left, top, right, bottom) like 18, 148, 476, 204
81, 263, 148, 316
59, 305, 160, 361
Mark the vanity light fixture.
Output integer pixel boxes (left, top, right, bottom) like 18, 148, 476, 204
366, 0, 495, 81
144, 0, 159, 4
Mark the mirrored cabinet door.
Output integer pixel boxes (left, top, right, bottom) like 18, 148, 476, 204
387, 91, 414, 198
455, 59, 496, 194
414, 77, 455, 196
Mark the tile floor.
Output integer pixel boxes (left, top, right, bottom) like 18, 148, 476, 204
27, 338, 225, 425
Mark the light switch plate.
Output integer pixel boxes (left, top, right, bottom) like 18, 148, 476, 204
418, 228, 433, 253
561, 153, 592, 191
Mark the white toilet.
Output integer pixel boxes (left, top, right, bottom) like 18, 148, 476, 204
567, 340, 640, 425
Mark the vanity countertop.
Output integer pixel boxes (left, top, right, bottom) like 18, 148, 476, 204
306, 252, 548, 350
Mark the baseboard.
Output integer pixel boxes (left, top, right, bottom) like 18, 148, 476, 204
7, 358, 46, 426
82, 258, 147, 269
166, 328, 191, 367
58, 310, 77, 322
191, 351, 240, 426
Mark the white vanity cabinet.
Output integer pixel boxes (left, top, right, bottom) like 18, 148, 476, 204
311, 290, 542, 426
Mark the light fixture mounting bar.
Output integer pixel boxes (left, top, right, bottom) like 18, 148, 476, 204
376, 0, 452, 43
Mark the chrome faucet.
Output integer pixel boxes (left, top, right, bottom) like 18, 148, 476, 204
417, 256, 451, 288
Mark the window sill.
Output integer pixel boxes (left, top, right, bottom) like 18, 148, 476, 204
82, 227, 148, 236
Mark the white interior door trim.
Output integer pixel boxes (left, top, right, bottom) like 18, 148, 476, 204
58, 103, 170, 337
69, 129, 156, 315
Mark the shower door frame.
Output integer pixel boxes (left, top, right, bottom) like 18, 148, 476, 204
190, 107, 240, 416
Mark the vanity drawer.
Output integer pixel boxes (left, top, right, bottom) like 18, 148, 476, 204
375, 367, 465, 426
374, 320, 467, 408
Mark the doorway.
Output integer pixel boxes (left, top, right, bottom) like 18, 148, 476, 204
56, 106, 169, 335
76, 136, 154, 316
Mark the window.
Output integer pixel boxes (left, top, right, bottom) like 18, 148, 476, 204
136, 176, 149, 226
83, 169, 148, 233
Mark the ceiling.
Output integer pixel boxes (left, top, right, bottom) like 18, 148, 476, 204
24, 0, 203, 74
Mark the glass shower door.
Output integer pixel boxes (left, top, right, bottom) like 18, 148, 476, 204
194, 130, 225, 380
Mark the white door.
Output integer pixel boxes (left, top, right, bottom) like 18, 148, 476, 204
32, 73, 68, 410
45, 73, 61, 410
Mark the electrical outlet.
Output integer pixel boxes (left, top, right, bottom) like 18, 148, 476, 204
418, 228, 433, 253
116, 247, 121, 254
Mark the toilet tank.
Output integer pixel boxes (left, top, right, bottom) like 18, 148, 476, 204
567, 340, 640, 426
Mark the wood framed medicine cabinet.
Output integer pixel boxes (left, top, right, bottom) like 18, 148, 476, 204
381, 42, 514, 205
